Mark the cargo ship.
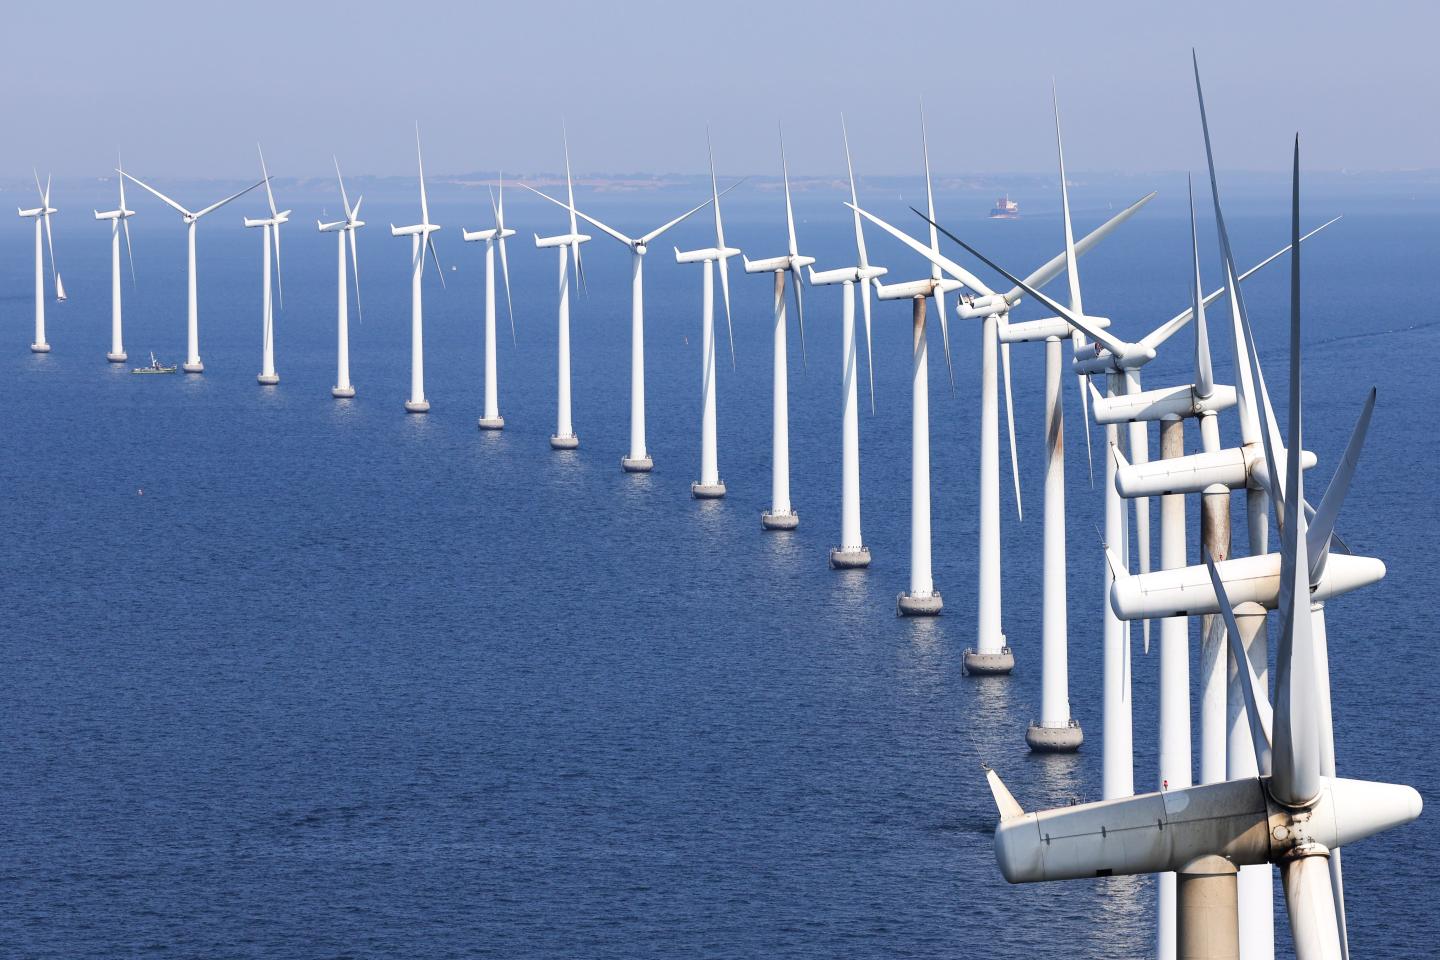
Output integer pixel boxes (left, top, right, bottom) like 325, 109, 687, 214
989, 195, 1019, 220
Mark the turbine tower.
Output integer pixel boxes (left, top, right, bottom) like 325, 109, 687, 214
17, 172, 66, 353
94, 160, 136, 363
243, 146, 288, 386
743, 128, 813, 531
532, 128, 590, 449
674, 144, 740, 500
462, 176, 516, 429
390, 126, 445, 414
317, 158, 364, 399
120, 168, 267, 373
526, 164, 719, 468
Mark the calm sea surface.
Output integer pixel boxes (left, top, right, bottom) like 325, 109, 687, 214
1, 186, 1435, 958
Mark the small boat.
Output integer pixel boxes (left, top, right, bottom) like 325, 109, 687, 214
990, 195, 1019, 220
132, 352, 177, 375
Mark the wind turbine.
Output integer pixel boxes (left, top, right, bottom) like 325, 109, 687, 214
243, 146, 288, 386
525, 163, 721, 468
390, 125, 445, 414
463, 175, 517, 429
985, 139, 1418, 960
317, 157, 364, 399
674, 144, 741, 500
94, 160, 136, 363
17, 172, 65, 353
743, 128, 813, 531
532, 128, 590, 449
120, 168, 267, 373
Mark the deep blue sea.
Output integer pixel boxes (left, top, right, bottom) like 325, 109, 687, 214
0, 180, 1435, 958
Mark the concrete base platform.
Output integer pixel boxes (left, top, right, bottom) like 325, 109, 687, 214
829, 546, 872, 569
897, 590, 944, 617
183, 361, 204, 373
332, 385, 356, 398
31, 343, 51, 353
405, 399, 430, 414
257, 373, 280, 385
477, 416, 505, 430
550, 434, 579, 449
963, 646, 1015, 676
691, 481, 727, 499
761, 510, 799, 531
107, 352, 128, 363
1026, 720, 1084, 753
621, 456, 653, 472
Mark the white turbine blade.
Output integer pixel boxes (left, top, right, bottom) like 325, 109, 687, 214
348, 227, 363, 324
842, 115, 872, 271
523, 183, 631, 246
1270, 133, 1321, 810
334, 156, 352, 220
35, 169, 46, 206
1012, 192, 1157, 297
563, 124, 578, 235
490, 183, 515, 345
706, 136, 735, 367
272, 221, 285, 309
428, 235, 446, 289
641, 189, 726, 246
1204, 548, 1274, 773
780, 129, 799, 258
258, 144, 278, 219
1002, 340, 1022, 520
1053, 83, 1083, 315
117, 156, 128, 211
42, 205, 61, 296
848, 204, 993, 295
921, 104, 941, 287
1307, 388, 1375, 582
416, 124, 431, 226
791, 266, 808, 372
122, 214, 137, 288
119, 171, 191, 218
938, 307, 955, 397
1188, 175, 1214, 398
1331, 852, 1351, 960
193, 177, 268, 219
920, 209, 1133, 358
1281, 855, 1346, 960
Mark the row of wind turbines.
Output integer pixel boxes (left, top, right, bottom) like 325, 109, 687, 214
13, 56, 1416, 960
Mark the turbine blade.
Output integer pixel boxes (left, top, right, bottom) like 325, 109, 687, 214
258, 144, 278, 219
1012, 192, 1157, 297
842, 114, 871, 271
792, 265, 808, 372
1189, 174, 1214, 398
1053, 83, 1084, 315
861, 274, 875, 413
523, 183, 632, 246
1307, 388, 1375, 583
1280, 849, 1345, 960
416, 124, 430, 226
1204, 548, 1274, 772
938, 308, 955, 399
193, 177, 268, 219
42, 207, 61, 297
1075, 334, 1095, 486
780, 127, 799, 258
641, 187, 728, 245
272, 222, 284, 310
334, 156, 352, 220
429, 235, 446, 289
122, 215, 137, 288
119, 171, 192, 218
348, 228, 363, 324
1002, 339, 1022, 520
847, 203, 994, 295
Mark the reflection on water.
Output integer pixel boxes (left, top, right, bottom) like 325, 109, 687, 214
1088, 874, 1151, 959
1028, 749, 1085, 809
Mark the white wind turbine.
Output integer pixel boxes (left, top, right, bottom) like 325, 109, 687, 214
986, 142, 1417, 960
120, 168, 267, 373
807, 125, 885, 569
908, 192, 1333, 796
674, 145, 741, 499
532, 129, 590, 449
855, 182, 1153, 671
462, 175, 516, 428
94, 160, 136, 363
525, 162, 722, 468
743, 129, 813, 531
17, 172, 66, 353
390, 126, 445, 414
243, 146, 288, 386
317, 158, 364, 399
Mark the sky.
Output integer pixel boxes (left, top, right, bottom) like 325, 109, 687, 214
2, 0, 1435, 180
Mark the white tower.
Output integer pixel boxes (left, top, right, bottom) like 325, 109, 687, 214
317, 158, 365, 399
532, 129, 590, 449
17, 172, 65, 353
390, 126, 445, 414
463, 177, 517, 429
94, 162, 135, 363
243, 146, 289, 387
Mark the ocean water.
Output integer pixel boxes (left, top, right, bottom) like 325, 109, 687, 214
0, 185, 1435, 959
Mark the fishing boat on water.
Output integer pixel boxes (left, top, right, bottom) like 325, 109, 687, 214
132, 352, 177, 375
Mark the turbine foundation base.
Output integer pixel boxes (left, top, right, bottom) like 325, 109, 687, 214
405, 400, 430, 414
182, 361, 204, 374
107, 352, 128, 363
477, 416, 505, 430
331, 386, 356, 399
621, 456, 653, 472
257, 373, 280, 386
550, 434, 579, 450
897, 591, 944, 617
31, 343, 51, 354
691, 481, 727, 499
829, 546, 872, 569
1026, 720, 1084, 753
963, 646, 1015, 676
761, 510, 799, 531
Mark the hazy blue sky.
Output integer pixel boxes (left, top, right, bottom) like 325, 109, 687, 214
3, 0, 1434, 179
